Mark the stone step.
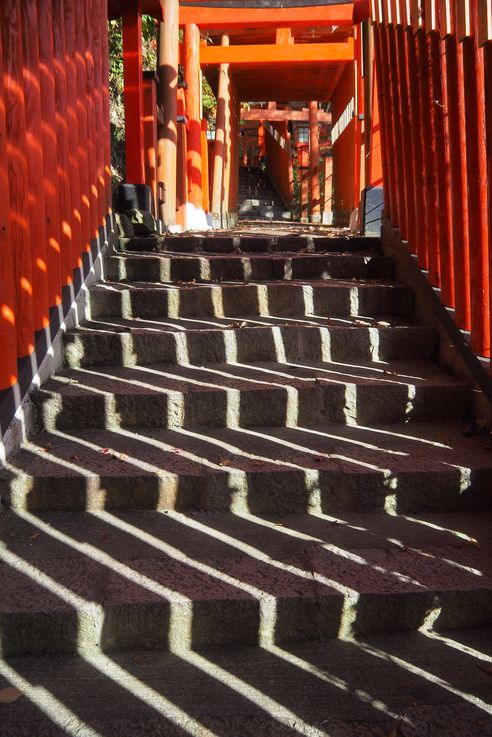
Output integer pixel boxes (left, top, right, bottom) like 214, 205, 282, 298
119, 234, 381, 254
105, 252, 395, 284
88, 281, 414, 321
1, 626, 491, 736
3, 422, 492, 513
32, 361, 470, 432
62, 319, 437, 368
1, 508, 491, 656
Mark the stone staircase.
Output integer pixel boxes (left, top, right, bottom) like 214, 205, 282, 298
1, 230, 492, 736
238, 166, 291, 221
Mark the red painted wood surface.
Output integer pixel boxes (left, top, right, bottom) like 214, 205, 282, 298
373, 24, 391, 219
21, 0, 50, 330
444, 32, 470, 330
185, 24, 203, 211
395, 25, 414, 249
122, 9, 145, 185
37, 0, 62, 306
2, 0, 35, 356
143, 75, 158, 215
431, 31, 454, 307
377, 24, 398, 226
418, 30, 440, 286
0, 0, 111, 391
463, 21, 490, 356
63, 0, 83, 270
0, 23, 18, 388
52, 0, 74, 286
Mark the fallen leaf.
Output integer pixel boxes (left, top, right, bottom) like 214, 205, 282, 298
101, 448, 110, 454
172, 448, 182, 454
0, 687, 23, 704
69, 454, 80, 462
29, 533, 40, 540
240, 321, 248, 328
477, 661, 492, 676
43, 443, 52, 452
219, 459, 231, 466
387, 729, 398, 737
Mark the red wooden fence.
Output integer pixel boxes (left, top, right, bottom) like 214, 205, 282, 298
0, 0, 111, 392
371, 0, 492, 360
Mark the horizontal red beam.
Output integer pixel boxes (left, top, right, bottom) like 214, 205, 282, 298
201, 40, 354, 65
241, 108, 331, 122
179, 5, 354, 28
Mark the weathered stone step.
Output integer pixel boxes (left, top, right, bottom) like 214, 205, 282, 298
2, 627, 491, 737
3, 422, 492, 513
119, 234, 381, 254
63, 319, 437, 368
88, 281, 414, 320
32, 361, 470, 432
105, 252, 394, 283
1, 508, 491, 656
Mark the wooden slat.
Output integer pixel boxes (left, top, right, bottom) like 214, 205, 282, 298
52, 0, 74, 287
63, 0, 83, 269
74, 0, 92, 252
179, 5, 355, 29
1, 0, 35, 356
445, 32, 471, 330
424, 0, 438, 31
411, 0, 424, 31
457, 2, 472, 40
100, 0, 112, 212
478, 0, 492, 45
0, 18, 18, 388
84, 0, 99, 239
438, 0, 454, 37
37, 0, 62, 306
21, 0, 50, 330
200, 40, 354, 65
92, 0, 106, 228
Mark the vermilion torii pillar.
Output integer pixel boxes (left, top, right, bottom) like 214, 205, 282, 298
158, 0, 179, 228
309, 100, 321, 223
211, 34, 230, 227
122, 7, 145, 184
184, 23, 208, 228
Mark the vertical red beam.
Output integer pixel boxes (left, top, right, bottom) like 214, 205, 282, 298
21, 0, 50, 330
0, 22, 18, 389
123, 8, 145, 184
387, 23, 407, 237
63, 0, 83, 269
485, 39, 492, 368
84, 0, 99, 238
100, 0, 112, 212
2, 0, 35, 356
431, 30, 454, 306
376, 23, 398, 226
322, 155, 333, 224
373, 24, 392, 219
52, 0, 74, 286
406, 25, 428, 269
91, 0, 106, 229
184, 23, 203, 213
258, 120, 265, 158
395, 22, 415, 249
445, 27, 471, 329
354, 24, 364, 213
37, 0, 62, 307
462, 9, 490, 356
200, 118, 210, 213
176, 87, 188, 229
417, 30, 440, 286
74, 1, 92, 252
143, 73, 158, 215
309, 100, 321, 222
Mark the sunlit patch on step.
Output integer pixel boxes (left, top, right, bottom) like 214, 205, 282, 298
256, 284, 270, 316
343, 383, 358, 426
349, 286, 359, 316
368, 327, 381, 362
405, 384, 416, 420
199, 257, 211, 282
211, 285, 225, 317
319, 328, 332, 361
174, 331, 191, 364
271, 326, 287, 363
337, 592, 360, 640
223, 329, 238, 362
167, 288, 181, 319
384, 473, 398, 515
302, 284, 314, 315
159, 257, 172, 282
306, 469, 322, 513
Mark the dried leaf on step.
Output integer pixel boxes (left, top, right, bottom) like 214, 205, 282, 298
219, 459, 231, 466
477, 661, 492, 676
29, 533, 40, 540
43, 443, 52, 452
240, 321, 248, 328
69, 454, 80, 462
101, 448, 110, 454
0, 687, 23, 704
